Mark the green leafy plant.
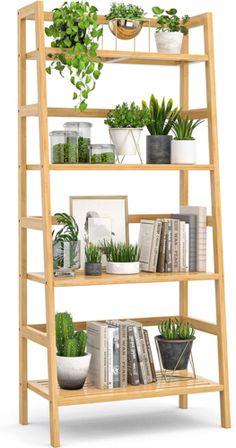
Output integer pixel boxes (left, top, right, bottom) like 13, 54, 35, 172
106, 2, 146, 20
85, 244, 102, 263
52, 213, 79, 270
158, 319, 195, 340
52, 213, 79, 242
172, 116, 204, 140
100, 240, 140, 262
104, 102, 150, 128
142, 95, 179, 135
152, 6, 189, 35
45, 1, 103, 111
56, 312, 87, 357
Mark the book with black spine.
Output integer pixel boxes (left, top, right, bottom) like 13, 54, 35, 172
149, 220, 162, 272
157, 220, 168, 273
172, 214, 197, 272
126, 324, 140, 385
165, 219, 172, 272
126, 320, 153, 384
143, 329, 157, 382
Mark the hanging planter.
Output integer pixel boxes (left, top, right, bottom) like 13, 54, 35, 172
105, 3, 146, 40
152, 6, 189, 53
171, 116, 204, 164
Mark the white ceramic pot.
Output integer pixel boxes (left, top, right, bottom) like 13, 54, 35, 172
109, 128, 142, 156
106, 261, 140, 275
57, 352, 91, 390
155, 31, 183, 53
171, 140, 196, 164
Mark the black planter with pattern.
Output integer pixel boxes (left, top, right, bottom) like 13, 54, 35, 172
146, 135, 172, 164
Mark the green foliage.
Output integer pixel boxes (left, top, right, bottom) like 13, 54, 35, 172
45, 1, 103, 111
172, 116, 204, 140
142, 95, 179, 135
152, 6, 189, 35
104, 102, 150, 128
52, 213, 79, 242
158, 319, 195, 340
63, 338, 78, 356
106, 2, 146, 20
55, 312, 74, 355
85, 244, 102, 263
75, 330, 87, 355
100, 240, 140, 262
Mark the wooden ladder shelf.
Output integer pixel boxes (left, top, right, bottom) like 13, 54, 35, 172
18, 2, 231, 447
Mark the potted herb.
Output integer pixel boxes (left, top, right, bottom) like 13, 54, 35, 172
104, 102, 150, 158
171, 116, 204, 164
45, 1, 103, 112
142, 95, 179, 164
52, 213, 80, 276
101, 240, 140, 274
85, 244, 102, 276
155, 319, 195, 371
152, 6, 189, 53
105, 2, 146, 40
56, 312, 91, 390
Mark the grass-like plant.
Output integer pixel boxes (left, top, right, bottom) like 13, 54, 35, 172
104, 102, 150, 128
101, 240, 140, 262
158, 319, 195, 340
142, 95, 179, 135
55, 312, 87, 357
106, 2, 146, 20
85, 244, 102, 263
52, 213, 79, 242
152, 6, 189, 35
172, 116, 204, 140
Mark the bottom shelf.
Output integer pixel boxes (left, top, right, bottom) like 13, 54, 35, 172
28, 373, 223, 407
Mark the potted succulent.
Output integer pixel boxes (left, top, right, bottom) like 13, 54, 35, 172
101, 240, 140, 274
56, 312, 91, 390
104, 102, 150, 159
85, 244, 102, 276
142, 95, 179, 164
105, 2, 146, 40
152, 6, 189, 53
45, 1, 103, 111
171, 116, 204, 164
155, 319, 195, 371
52, 213, 80, 277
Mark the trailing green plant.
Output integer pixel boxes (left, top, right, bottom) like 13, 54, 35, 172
172, 115, 204, 140
142, 95, 179, 135
158, 319, 195, 340
52, 213, 79, 242
100, 240, 140, 262
106, 2, 146, 20
45, 1, 103, 111
85, 244, 102, 263
56, 312, 87, 356
152, 6, 189, 35
104, 102, 150, 128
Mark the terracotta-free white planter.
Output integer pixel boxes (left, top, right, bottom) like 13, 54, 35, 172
57, 352, 91, 390
106, 261, 140, 275
171, 140, 196, 164
109, 128, 142, 156
155, 31, 183, 53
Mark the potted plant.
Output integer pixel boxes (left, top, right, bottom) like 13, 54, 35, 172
45, 1, 103, 112
101, 240, 140, 274
171, 116, 204, 164
52, 213, 80, 276
105, 2, 146, 40
142, 95, 179, 164
155, 319, 195, 371
104, 102, 150, 159
56, 312, 91, 390
152, 6, 189, 53
85, 244, 102, 276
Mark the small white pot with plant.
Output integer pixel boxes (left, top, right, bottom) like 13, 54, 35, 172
152, 6, 189, 54
101, 241, 140, 275
171, 116, 204, 164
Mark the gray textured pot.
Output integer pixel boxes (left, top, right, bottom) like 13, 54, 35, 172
57, 352, 91, 390
146, 135, 172, 164
155, 336, 195, 370
85, 262, 102, 276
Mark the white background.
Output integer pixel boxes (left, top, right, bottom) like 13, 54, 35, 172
0, 0, 236, 447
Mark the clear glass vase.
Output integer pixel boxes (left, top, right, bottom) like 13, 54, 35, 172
53, 241, 81, 276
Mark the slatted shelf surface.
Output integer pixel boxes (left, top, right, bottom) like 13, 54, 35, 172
26, 164, 214, 171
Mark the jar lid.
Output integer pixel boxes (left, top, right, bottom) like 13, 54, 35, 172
49, 131, 66, 136
63, 122, 92, 128
90, 144, 116, 149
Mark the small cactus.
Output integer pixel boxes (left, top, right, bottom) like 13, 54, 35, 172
55, 312, 74, 356
63, 338, 79, 357
75, 330, 87, 356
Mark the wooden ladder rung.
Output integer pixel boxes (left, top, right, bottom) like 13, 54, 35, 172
181, 108, 208, 119
19, 104, 39, 117
21, 217, 43, 230
22, 325, 48, 347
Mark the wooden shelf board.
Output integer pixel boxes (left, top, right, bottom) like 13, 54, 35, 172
26, 164, 214, 171
28, 374, 223, 406
27, 271, 219, 287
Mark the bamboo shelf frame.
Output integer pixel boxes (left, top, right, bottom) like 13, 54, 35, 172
18, 2, 231, 447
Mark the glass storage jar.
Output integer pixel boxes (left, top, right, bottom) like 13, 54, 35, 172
53, 240, 81, 277
50, 130, 78, 164
90, 144, 116, 164
63, 122, 92, 163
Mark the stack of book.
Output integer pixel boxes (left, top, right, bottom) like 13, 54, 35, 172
139, 206, 207, 273
87, 320, 156, 389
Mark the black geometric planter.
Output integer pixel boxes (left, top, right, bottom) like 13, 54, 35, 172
155, 336, 195, 370
146, 135, 172, 164
85, 262, 102, 276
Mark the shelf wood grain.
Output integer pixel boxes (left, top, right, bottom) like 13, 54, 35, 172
26, 163, 214, 171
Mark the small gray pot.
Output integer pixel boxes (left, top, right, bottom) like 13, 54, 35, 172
57, 352, 91, 390
85, 262, 102, 276
155, 336, 195, 370
146, 135, 172, 164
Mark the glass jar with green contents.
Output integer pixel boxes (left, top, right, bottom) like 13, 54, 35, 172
63, 122, 92, 163
50, 131, 78, 164
90, 144, 116, 164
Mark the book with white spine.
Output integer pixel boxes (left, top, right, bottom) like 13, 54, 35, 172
107, 326, 113, 389
179, 220, 186, 272
180, 206, 207, 272
87, 322, 108, 389
185, 223, 190, 272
